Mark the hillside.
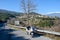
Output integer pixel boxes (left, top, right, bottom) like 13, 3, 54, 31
0, 9, 19, 21
0, 9, 41, 16
47, 13, 60, 18
0, 9, 41, 21
0, 12, 15, 21
0, 9, 23, 16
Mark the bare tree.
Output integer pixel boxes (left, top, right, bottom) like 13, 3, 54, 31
21, 0, 36, 25
21, 0, 26, 13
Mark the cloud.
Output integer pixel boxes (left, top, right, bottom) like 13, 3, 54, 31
47, 12, 60, 14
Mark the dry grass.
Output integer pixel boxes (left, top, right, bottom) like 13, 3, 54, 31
44, 34, 60, 40
7, 24, 26, 31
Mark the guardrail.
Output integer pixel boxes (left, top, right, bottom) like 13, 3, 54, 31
14, 26, 60, 36
14, 26, 26, 29
7, 24, 60, 36
37, 29, 60, 36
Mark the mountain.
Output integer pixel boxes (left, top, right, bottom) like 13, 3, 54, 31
47, 13, 60, 18
0, 9, 41, 16
29, 12, 41, 15
0, 9, 23, 21
0, 9, 23, 16
0, 9, 42, 20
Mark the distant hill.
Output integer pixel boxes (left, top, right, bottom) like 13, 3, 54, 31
0, 9, 22, 16
29, 12, 41, 15
0, 9, 41, 16
47, 13, 60, 18
0, 9, 42, 21
0, 9, 21, 21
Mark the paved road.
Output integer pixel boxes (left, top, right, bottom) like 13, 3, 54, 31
10, 30, 53, 40
0, 26, 53, 40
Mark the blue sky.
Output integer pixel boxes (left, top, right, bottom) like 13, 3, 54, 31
0, 0, 60, 15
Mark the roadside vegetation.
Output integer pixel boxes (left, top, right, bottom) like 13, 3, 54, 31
0, 13, 15, 21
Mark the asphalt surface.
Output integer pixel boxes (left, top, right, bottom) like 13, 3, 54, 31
0, 26, 53, 40
10, 30, 53, 40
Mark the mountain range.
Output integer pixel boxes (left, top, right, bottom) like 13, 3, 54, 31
0, 9, 60, 18
0, 9, 23, 16
47, 13, 60, 18
0, 9, 41, 16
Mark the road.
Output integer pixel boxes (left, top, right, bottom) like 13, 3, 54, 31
0, 26, 53, 40
10, 30, 53, 40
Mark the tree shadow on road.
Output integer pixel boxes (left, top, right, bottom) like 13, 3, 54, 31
9, 34, 30, 40
0, 29, 16, 40
0, 29, 30, 40
32, 33, 44, 38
